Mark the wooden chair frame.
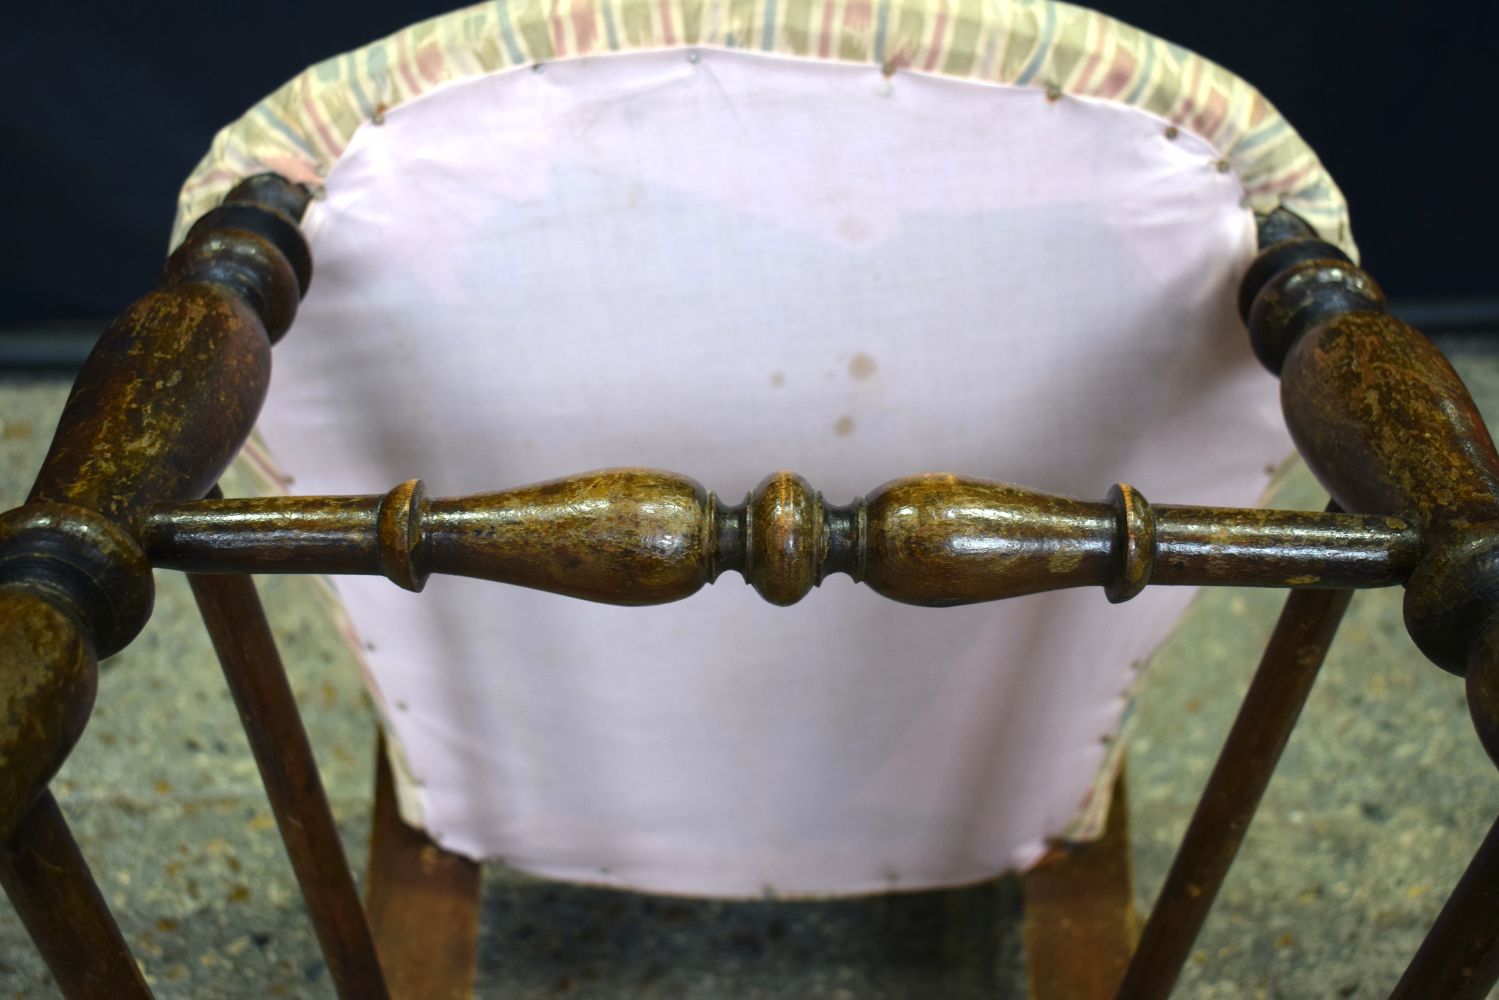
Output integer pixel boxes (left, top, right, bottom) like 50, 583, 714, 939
2, 173, 1497, 998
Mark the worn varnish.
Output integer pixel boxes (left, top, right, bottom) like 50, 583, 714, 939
142, 472, 1420, 604
0, 173, 312, 996
0, 588, 97, 843
1120, 207, 1499, 999
1244, 213, 1499, 677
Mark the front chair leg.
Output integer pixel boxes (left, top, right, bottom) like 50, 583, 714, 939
0, 790, 152, 998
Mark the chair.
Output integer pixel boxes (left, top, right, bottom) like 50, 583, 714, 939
2, 1, 1497, 997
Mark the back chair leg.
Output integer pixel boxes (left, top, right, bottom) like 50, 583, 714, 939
1023, 769, 1139, 1000
0, 790, 152, 998
1390, 629, 1499, 999
365, 732, 483, 1000
1117, 582, 1353, 999
189, 569, 389, 1000
1389, 810, 1499, 999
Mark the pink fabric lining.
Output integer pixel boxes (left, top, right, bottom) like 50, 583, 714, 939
255, 49, 1290, 896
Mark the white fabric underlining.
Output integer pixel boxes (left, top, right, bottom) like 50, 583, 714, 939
254, 47, 1292, 896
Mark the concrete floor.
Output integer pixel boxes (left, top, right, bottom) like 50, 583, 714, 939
2, 347, 1498, 997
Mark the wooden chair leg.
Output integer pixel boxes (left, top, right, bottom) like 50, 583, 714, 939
0, 791, 152, 999
1394, 615, 1499, 998
1023, 769, 1139, 1000
1118, 581, 1352, 999
365, 732, 483, 1000
190, 568, 389, 1000
1389, 809, 1499, 999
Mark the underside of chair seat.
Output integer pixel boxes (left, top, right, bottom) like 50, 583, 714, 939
177, 1, 1351, 896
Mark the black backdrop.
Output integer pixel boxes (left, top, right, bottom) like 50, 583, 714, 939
3, 1, 1496, 327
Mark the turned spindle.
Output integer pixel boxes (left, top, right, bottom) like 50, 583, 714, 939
1242, 209, 1499, 677
143, 468, 1419, 606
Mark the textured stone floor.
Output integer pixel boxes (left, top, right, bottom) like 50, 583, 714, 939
1, 346, 1498, 997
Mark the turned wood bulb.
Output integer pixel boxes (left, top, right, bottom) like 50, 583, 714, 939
740, 471, 826, 606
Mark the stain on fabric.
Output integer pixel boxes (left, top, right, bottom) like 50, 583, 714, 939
848, 353, 877, 379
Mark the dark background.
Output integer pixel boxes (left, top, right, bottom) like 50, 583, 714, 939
3, 1, 1496, 332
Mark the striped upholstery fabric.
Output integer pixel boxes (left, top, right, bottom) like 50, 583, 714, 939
174, 0, 1353, 257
